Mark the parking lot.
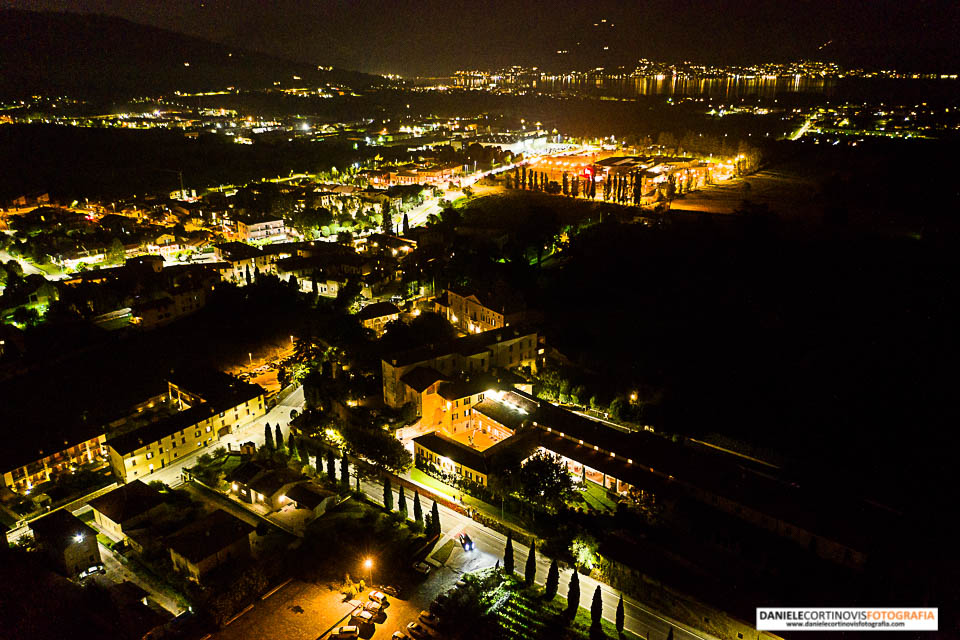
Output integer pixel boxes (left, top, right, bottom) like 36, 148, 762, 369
211, 580, 357, 640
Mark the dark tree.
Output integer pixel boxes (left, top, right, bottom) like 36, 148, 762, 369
398, 485, 407, 515
521, 165, 527, 189
275, 424, 283, 451
244, 264, 251, 285
326, 450, 336, 480
312, 274, 319, 295
340, 451, 349, 489
562, 172, 569, 195
667, 629, 674, 640
616, 594, 625, 636
288, 432, 296, 452
430, 501, 441, 536
402, 212, 410, 235
264, 423, 274, 450
524, 542, 537, 586
383, 477, 394, 511
382, 202, 392, 234
566, 569, 580, 618
413, 490, 423, 526
591, 585, 603, 630
504, 531, 514, 574
545, 559, 560, 600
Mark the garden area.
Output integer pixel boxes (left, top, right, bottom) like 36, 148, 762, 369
295, 497, 436, 587
435, 568, 642, 640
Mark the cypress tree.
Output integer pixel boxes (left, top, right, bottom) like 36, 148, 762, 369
244, 265, 251, 285
413, 491, 423, 526
545, 559, 560, 600
591, 585, 603, 630
398, 485, 407, 515
264, 423, 274, 450
402, 213, 410, 235
275, 424, 284, 452
524, 542, 536, 586
566, 569, 580, 618
340, 451, 349, 489
383, 477, 394, 511
430, 501, 441, 536
504, 531, 514, 574
326, 450, 336, 480
667, 629, 674, 640
616, 594, 625, 636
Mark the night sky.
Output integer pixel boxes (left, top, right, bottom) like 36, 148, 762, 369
4, 0, 959, 75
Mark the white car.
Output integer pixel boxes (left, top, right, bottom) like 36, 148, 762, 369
368, 590, 387, 604
418, 610, 439, 627
364, 601, 382, 614
352, 610, 375, 624
334, 626, 359, 638
392, 633, 410, 640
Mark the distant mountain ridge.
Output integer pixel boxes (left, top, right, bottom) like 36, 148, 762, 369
0, 9, 380, 98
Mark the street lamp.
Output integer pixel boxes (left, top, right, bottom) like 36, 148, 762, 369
364, 557, 374, 586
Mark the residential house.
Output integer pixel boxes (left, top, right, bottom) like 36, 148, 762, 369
88, 480, 167, 542
357, 301, 400, 337
236, 216, 286, 242
213, 242, 271, 284
381, 325, 539, 408
30, 509, 102, 577
434, 286, 529, 334
228, 462, 302, 510
166, 509, 254, 582
283, 482, 337, 519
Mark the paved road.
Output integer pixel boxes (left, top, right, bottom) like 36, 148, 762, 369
355, 475, 717, 640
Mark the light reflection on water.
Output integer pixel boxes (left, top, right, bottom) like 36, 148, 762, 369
458, 75, 834, 98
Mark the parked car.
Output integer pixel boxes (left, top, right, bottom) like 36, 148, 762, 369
392, 633, 410, 640
407, 622, 431, 639
352, 610, 375, 625
334, 626, 359, 639
368, 590, 388, 604
381, 585, 400, 597
419, 610, 439, 627
78, 564, 105, 579
412, 561, 431, 575
364, 601, 382, 614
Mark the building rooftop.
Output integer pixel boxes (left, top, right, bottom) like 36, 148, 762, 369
88, 480, 165, 526
165, 509, 254, 564
248, 468, 303, 497
285, 482, 335, 510
385, 325, 536, 369
357, 301, 400, 321
30, 509, 97, 552
414, 432, 488, 473
399, 366, 447, 392
214, 241, 263, 262
108, 376, 263, 455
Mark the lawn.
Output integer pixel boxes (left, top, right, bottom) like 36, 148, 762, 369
430, 538, 456, 565
447, 570, 642, 640
410, 468, 530, 531
577, 481, 617, 514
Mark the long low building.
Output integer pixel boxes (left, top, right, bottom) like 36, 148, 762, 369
412, 386, 895, 570
107, 371, 265, 483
